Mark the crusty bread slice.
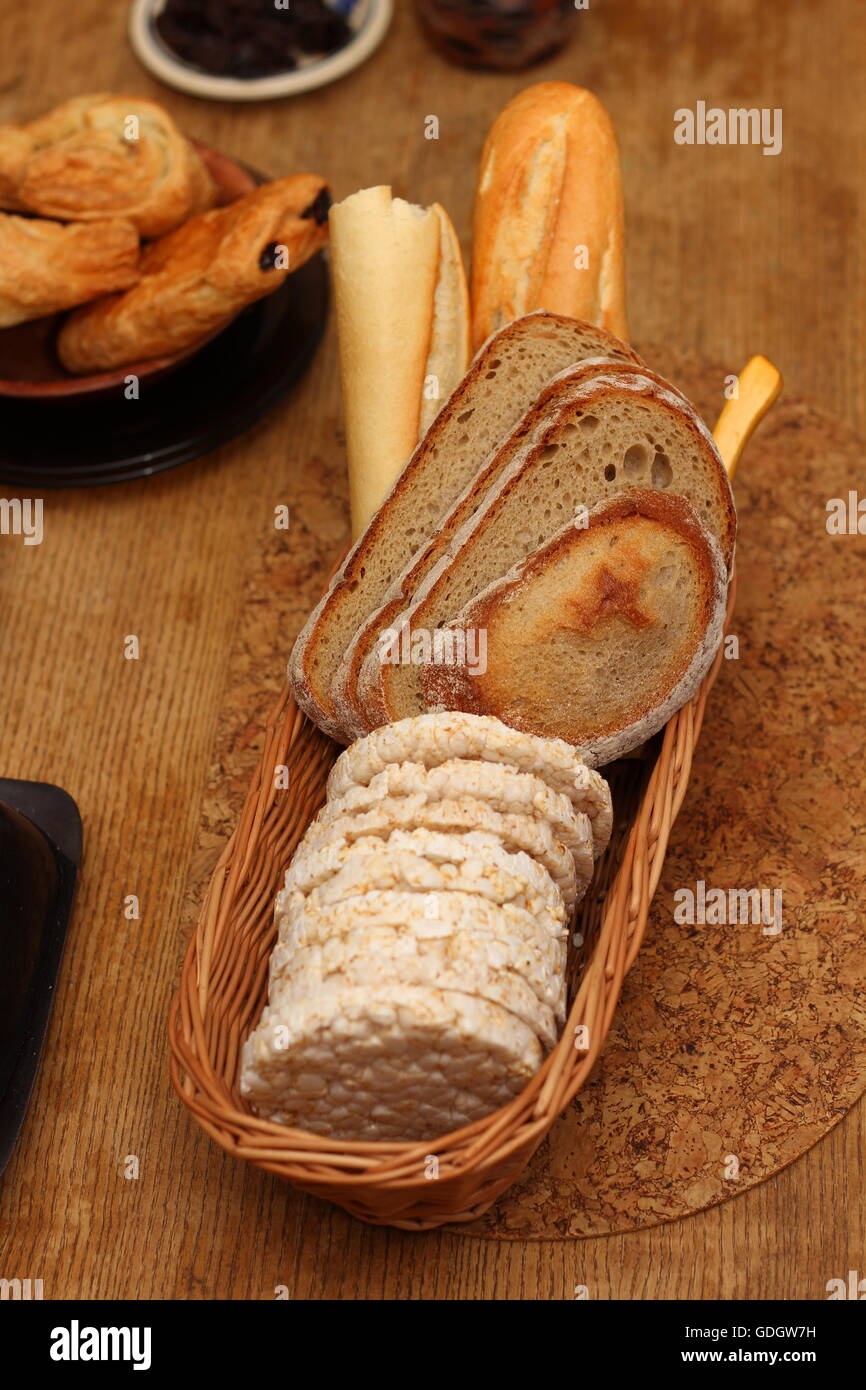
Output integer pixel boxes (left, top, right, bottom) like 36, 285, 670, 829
422, 490, 728, 765
360, 374, 735, 727
419, 203, 472, 439
332, 358, 689, 740
289, 312, 642, 740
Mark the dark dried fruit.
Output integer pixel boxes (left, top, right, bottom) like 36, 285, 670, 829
300, 186, 332, 225
154, 0, 352, 80
259, 241, 282, 271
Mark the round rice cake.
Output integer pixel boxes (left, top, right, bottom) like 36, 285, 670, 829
276, 887, 567, 955
284, 827, 567, 932
320, 762, 594, 889
240, 984, 543, 1142
327, 712, 612, 855
271, 951, 558, 1048
302, 794, 578, 912
270, 913, 566, 1023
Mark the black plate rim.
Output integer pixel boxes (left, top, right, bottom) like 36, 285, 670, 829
0, 252, 329, 489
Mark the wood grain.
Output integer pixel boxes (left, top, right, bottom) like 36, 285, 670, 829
0, 0, 864, 1299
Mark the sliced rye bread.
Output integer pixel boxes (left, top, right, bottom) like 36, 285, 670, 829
288, 311, 642, 740
333, 358, 692, 739
422, 490, 728, 766
359, 374, 736, 728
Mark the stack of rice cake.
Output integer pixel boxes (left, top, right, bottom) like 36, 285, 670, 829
241, 713, 612, 1142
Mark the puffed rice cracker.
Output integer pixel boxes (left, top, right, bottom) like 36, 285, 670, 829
240, 984, 543, 1142
303, 794, 577, 911
284, 827, 566, 933
327, 712, 612, 855
321, 762, 594, 889
271, 918, 565, 1027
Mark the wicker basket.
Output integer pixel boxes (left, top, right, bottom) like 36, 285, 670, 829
168, 575, 735, 1229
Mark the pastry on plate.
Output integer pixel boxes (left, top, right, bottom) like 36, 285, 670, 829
57, 174, 331, 374
0, 93, 217, 238
0, 211, 140, 328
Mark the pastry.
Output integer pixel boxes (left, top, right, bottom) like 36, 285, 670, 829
57, 174, 331, 374
0, 212, 140, 328
0, 93, 217, 238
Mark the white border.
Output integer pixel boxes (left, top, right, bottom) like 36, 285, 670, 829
128, 0, 393, 102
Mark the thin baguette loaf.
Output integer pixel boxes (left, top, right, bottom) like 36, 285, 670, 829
328, 186, 470, 539
289, 312, 641, 740
360, 375, 736, 727
422, 490, 728, 765
471, 83, 628, 349
333, 356, 687, 740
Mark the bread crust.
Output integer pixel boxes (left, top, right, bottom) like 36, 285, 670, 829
422, 490, 729, 766
341, 356, 695, 740
471, 83, 628, 349
289, 312, 641, 741
364, 373, 735, 730
419, 203, 472, 438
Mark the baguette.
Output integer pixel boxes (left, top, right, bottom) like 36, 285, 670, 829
422, 490, 728, 766
289, 312, 641, 741
471, 83, 628, 349
329, 186, 470, 539
359, 374, 736, 728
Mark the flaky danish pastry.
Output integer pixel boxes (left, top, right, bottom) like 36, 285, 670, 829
0, 94, 217, 238
0, 212, 140, 328
57, 175, 331, 373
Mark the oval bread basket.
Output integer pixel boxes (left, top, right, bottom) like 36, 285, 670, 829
168, 579, 735, 1229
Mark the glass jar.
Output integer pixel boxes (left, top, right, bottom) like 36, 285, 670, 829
415, 0, 578, 71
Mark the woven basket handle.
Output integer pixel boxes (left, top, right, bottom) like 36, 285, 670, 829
713, 355, 783, 481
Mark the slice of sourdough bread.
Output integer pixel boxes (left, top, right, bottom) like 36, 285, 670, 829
422, 490, 728, 765
288, 311, 642, 740
360, 374, 735, 728
333, 358, 691, 739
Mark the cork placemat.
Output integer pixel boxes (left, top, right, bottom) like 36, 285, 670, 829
183, 347, 866, 1238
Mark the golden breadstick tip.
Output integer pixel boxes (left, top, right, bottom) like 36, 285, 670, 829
712, 355, 783, 480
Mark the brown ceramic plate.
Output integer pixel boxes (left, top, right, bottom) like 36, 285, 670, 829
0, 142, 258, 400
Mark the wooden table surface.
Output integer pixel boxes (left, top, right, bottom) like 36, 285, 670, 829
1, 0, 864, 1301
